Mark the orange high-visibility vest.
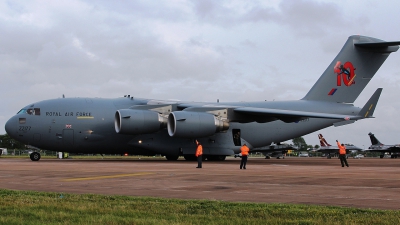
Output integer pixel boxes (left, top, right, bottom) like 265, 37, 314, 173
337, 141, 346, 155
240, 145, 250, 156
195, 144, 203, 157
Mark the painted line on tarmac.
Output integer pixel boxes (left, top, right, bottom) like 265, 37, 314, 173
62, 172, 155, 181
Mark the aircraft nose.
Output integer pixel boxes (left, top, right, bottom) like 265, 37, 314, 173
5, 116, 16, 136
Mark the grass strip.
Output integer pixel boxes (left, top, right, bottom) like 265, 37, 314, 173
0, 189, 399, 225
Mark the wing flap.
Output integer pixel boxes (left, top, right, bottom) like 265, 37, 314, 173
234, 107, 360, 121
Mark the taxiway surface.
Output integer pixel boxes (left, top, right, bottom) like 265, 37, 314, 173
0, 157, 399, 210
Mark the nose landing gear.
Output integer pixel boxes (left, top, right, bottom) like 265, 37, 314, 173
30, 152, 41, 161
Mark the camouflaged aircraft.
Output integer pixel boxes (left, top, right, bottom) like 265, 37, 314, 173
363, 132, 400, 158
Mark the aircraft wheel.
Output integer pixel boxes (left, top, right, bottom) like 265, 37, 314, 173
165, 155, 179, 161
380, 155, 384, 158
327, 155, 331, 159
30, 152, 41, 161
265, 156, 271, 159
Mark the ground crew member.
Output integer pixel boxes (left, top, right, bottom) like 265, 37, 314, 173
336, 140, 349, 167
240, 143, 250, 169
195, 140, 203, 168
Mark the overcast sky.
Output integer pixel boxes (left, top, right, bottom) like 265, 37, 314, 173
1, 0, 400, 148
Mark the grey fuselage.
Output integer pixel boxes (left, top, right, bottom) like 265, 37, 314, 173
5, 96, 360, 157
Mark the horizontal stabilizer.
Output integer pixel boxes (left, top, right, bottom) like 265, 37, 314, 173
355, 41, 400, 48
357, 88, 382, 118
333, 120, 355, 127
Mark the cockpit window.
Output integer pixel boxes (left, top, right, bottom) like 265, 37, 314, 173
17, 108, 41, 115
17, 109, 27, 114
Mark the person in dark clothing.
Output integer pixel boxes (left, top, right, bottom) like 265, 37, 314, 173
240, 143, 249, 169
195, 140, 203, 168
337, 140, 349, 167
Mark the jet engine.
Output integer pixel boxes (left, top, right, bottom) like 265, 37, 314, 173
115, 109, 167, 135
167, 111, 229, 138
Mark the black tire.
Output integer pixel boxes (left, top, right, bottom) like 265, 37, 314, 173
165, 155, 179, 161
30, 152, 41, 161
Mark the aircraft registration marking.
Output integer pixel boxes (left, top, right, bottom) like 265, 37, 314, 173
62, 172, 154, 181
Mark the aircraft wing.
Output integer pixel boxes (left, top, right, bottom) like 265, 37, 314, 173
233, 107, 359, 121
363, 146, 400, 152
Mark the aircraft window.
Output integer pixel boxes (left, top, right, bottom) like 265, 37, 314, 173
34, 108, 41, 115
17, 109, 27, 114
17, 108, 41, 115
26, 108, 41, 115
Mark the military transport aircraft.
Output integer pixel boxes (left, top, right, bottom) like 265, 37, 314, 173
363, 132, 400, 158
313, 134, 362, 158
5, 35, 400, 161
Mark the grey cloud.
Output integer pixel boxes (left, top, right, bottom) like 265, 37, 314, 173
189, 0, 367, 39
1, 0, 400, 147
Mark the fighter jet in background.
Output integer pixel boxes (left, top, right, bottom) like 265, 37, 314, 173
254, 143, 297, 159
363, 132, 400, 158
5, 35, 400, 161
313, 134, 362, 158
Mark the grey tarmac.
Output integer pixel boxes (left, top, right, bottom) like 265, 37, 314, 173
0, 157, 399, 210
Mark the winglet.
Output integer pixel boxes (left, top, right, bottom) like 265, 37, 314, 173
358, 88, 383, 118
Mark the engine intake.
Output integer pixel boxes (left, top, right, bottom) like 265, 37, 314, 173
115, 109, 167, 135
167, 111, 229, 138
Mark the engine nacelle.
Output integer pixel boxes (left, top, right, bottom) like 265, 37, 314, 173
115, 109, 167, 135
167, 111, 229, 138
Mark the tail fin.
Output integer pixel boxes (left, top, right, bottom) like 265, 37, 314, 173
368, 132, 383, 145
302, 35, 400, 103
318, 134, 331, 147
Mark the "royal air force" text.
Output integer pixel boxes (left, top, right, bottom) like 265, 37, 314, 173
46, 112, 92, 117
